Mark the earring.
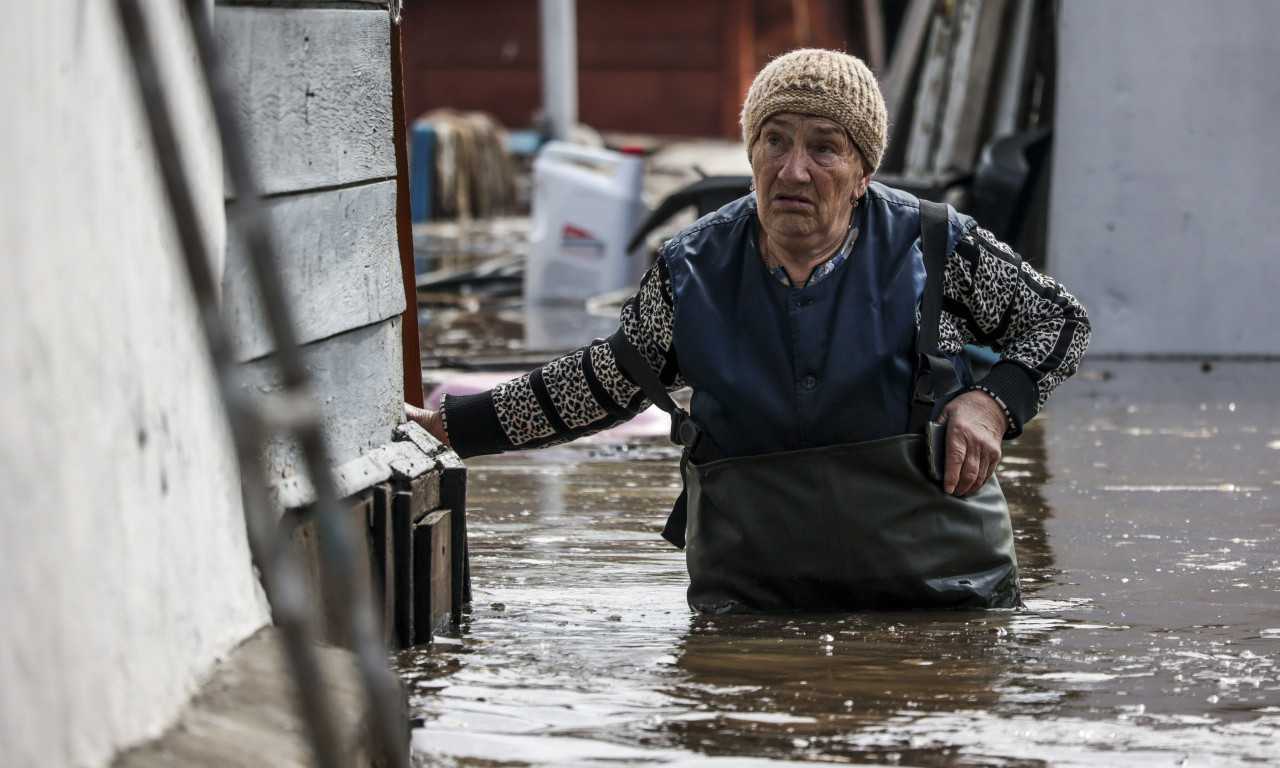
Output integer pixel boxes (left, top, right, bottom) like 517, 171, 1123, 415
749, 182, 756, 192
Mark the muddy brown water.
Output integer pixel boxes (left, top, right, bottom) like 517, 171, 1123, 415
396, 359, 1279, 767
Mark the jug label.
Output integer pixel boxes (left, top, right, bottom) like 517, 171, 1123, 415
561, 224, 605, 260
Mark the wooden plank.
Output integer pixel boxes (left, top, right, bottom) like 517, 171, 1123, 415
412, 509, 452, 645
394, 420, 450, 458
330, 492, 376, 650
391, 489, 415, 649
853, 0, 888, 75
935, 0, 1009, 174
380, 440, 440, 483
271, 444, 394, 512
215, 7, 395, 195
224, 182, 404, 363
903, 7, 955, 178
437, 453, 472, 614
282, 492, 375, 649
371, 483, 395, 648
284, 514, 327, 642
991, 0, 1036, 138
240, 318, 405, 479
883, 0, 936, 124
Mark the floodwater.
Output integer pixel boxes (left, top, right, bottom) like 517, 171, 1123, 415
396, 358, 1280, 767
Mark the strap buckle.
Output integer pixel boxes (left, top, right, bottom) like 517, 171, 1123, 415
912, 368, 936, 410
670, 407, 703, 451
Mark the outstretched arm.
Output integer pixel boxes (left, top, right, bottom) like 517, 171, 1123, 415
410, 259, 683, 459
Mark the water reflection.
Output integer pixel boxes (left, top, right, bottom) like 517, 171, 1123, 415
667, 612, 1014, 764
398, 361, 1280, 767
1000, 420, 1057, 597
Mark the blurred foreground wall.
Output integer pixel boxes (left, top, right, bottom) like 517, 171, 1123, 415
0, 1, 410, 766
0, 2, 269, 766
1049, 0, 1280, 356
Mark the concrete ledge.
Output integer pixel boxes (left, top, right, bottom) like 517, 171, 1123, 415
271, 421, 450, 511
113, 627, 401, 768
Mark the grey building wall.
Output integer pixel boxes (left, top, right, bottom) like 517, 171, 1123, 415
1049, 0, 1280, 356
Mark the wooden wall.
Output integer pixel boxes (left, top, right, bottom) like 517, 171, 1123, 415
400, 0, 873, 139
215, 0, 465, 649
215, 1, 407, 476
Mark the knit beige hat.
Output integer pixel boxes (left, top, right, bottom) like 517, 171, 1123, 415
740, 48, 888, 172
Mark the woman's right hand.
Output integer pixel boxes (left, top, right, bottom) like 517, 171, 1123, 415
404, 403, 452, 450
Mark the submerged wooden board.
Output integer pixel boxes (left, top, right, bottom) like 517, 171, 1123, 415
412, 509, 451, 645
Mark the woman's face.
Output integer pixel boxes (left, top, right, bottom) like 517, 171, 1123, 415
750, 113, 872, 255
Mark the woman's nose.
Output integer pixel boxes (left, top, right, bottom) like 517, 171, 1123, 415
778, 147, 811, 183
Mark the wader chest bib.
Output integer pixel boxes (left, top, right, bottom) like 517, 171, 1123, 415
610, 198, 1021, 613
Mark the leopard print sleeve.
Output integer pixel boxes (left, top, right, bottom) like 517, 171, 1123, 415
940, 226, 1091, 435
441, 259, 683, 457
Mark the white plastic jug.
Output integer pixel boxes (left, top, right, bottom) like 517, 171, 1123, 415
525, 142, 647, 349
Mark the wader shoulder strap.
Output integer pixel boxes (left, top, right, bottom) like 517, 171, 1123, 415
918, 200, 949, 355
607, 329, 721, 549
605, 329, 723, 463
910, 200, 958, 433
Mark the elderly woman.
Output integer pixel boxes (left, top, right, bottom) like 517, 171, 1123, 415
409, 49, 1089, 613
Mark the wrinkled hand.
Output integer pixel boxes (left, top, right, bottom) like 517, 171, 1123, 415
404, 403, 452, 450
935, 390, 1008, 496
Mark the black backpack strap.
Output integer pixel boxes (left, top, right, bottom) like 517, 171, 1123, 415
910, 200, 959, 433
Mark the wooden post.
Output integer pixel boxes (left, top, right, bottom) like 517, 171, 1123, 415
391, 9, 425, 409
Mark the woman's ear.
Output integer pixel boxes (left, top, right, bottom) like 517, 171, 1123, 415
855, 170, 874, 201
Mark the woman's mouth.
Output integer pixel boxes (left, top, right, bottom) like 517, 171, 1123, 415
773, 192, 814, 209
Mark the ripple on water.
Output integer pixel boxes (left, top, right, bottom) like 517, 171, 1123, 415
400, 398, 1280, 766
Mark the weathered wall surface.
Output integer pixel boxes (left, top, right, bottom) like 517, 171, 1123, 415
0, 2, 269, 767
1049, 0, 1280, 356
216, 2, 407, 479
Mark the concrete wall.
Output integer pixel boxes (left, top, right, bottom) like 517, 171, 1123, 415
0, 2, 269, 767
1049, 0, 1280, 356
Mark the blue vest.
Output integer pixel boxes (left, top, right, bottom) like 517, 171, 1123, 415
663, 183, 973, 458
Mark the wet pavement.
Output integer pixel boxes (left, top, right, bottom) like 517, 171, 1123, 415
398, 350, 1279, 765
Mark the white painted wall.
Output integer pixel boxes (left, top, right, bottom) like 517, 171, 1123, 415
1049, 0, 1280, 356
0, 1, 270, 767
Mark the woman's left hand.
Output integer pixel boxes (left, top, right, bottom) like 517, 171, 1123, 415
935, 391, 1008, 496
